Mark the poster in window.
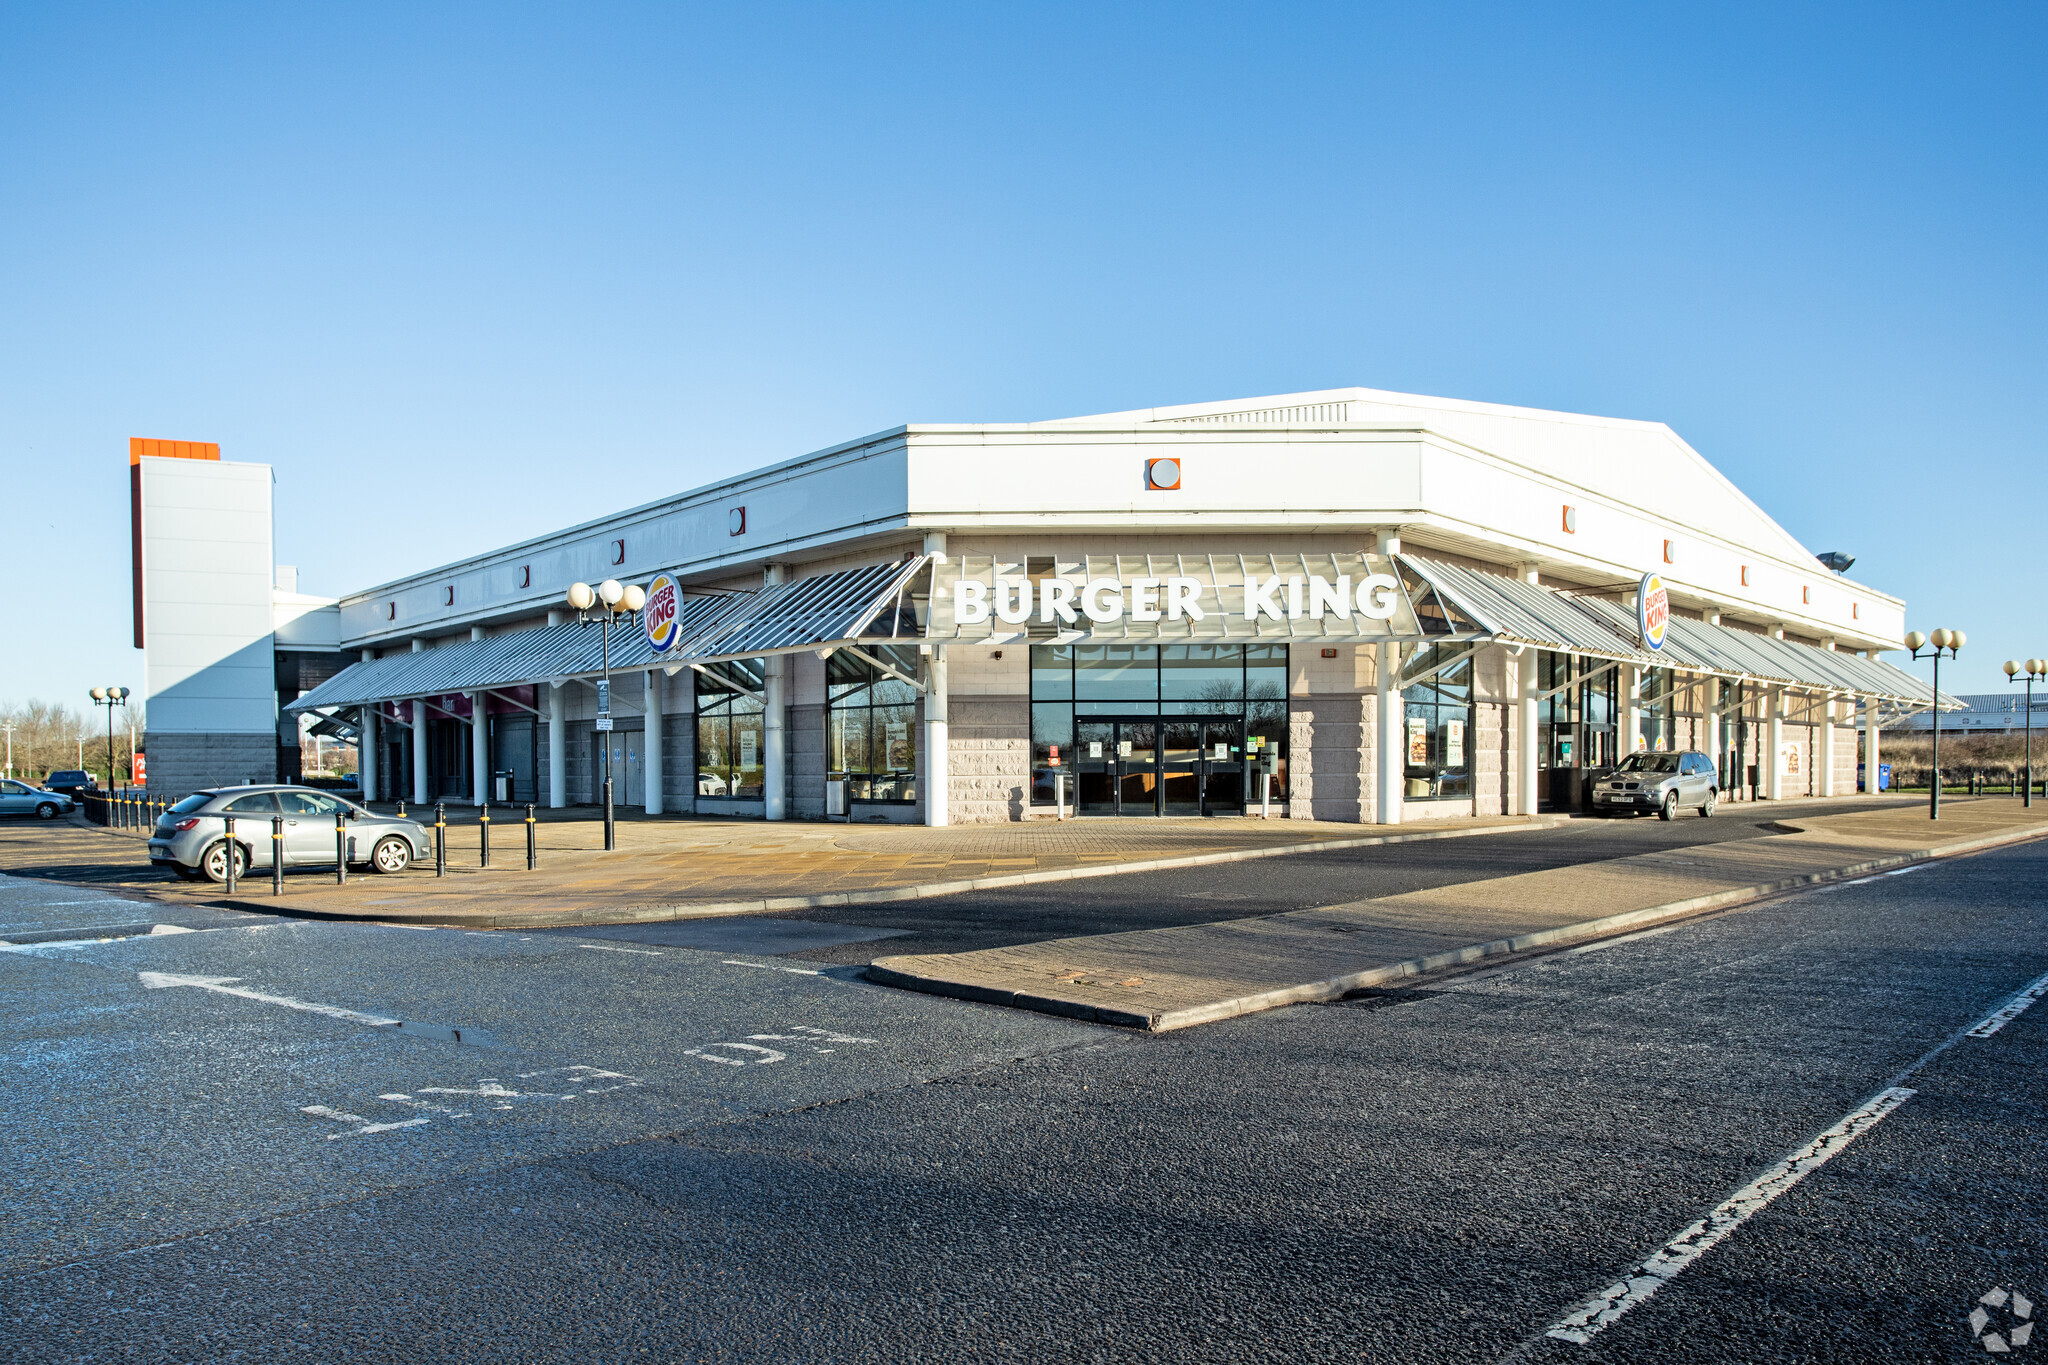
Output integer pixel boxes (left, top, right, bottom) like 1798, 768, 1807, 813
739, 731, 758, 769
1446, 720, 1465, 768
1407, 716, 1429, 765
886, 720, 909, 767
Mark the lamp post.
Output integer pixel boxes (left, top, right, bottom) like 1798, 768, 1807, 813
2004, 658, 2045, 809
89, 687, 131, 793
1904, 629, 1963, 820
565, 578, 646, 851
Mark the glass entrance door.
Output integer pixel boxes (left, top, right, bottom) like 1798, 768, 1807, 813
1076, 718, 1161, 815
1161, 717, 1245, 816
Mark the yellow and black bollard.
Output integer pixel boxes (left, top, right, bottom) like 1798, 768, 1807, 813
272, 815, 284, 896
479, 801, 491, 868
525, 804, 536, 870
222, 815, 238, 893
335, 810, 348, 884
434, 802, 446, 876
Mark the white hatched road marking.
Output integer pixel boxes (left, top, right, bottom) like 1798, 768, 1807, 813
1535, 963, 2048, 1348
300, 1104, 431, 1140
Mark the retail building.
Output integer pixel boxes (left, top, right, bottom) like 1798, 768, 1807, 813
202, 387, 1944, 823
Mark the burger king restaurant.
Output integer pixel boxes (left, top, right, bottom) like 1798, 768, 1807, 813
283, 387, 1945, 826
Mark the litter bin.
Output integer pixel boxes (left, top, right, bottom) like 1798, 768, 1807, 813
825, 777, 847, 818
493, 770, 513, 802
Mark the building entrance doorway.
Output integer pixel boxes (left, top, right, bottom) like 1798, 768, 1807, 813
1077, 716, 1243, 816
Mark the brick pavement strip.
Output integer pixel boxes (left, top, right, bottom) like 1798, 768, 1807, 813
0, 812, 1552, 928
866, 798, 2048, 1031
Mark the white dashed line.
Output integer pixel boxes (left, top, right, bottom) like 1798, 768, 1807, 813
578, 943, 662, 956
1537, 963, 2048, 1346
723, 960, 822, 976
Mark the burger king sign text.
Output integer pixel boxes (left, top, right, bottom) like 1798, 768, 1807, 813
642, 573, 682, 653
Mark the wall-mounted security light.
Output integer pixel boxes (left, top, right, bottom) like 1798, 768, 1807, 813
729, 507, 747, 536
1561, 506, 1577, 533
610, 539, 625, 565
1145, 458, 1181, 491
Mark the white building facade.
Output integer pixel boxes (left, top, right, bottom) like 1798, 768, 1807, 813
289, 388, 1939, 824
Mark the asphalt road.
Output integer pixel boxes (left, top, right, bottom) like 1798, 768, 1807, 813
4, 832, 2044, 1363
663, 797, 1920, 963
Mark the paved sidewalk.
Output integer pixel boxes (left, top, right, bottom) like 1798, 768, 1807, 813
0, 810, 1548, 928
868, 798, 2048, 1031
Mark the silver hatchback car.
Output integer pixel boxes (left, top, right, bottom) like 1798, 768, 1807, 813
1590, 750, 1720, 820
149, 785, 434, 882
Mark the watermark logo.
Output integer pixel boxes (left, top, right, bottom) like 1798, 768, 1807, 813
1970, 1285, 2034, 1353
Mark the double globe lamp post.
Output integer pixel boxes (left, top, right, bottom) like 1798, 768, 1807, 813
2004, 657, 2046, 810
1905, 629, 1963, 820
565, 578, 646, 852
88, 686, 131, 805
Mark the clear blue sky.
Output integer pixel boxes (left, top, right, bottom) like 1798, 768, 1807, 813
3, 2, 2042, 706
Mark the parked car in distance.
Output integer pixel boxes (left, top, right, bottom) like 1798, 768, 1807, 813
44, 770, 97, 800
0, 778, 73, 819
697, 771, 729, 796
1590, 750, 1719, 820
148, 785, 434, 883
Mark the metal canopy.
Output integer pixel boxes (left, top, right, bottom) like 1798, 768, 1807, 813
287, 557, 931, 715
1403, 554, 1952, 708
925, 552, 1447, 645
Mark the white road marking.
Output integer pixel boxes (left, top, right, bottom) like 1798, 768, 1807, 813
138, 971, 400, 1027
684, 1042, 787, 1066
1545, 1087, 1916, 1343
723, 960, 822, 976
1967, 968, 2048, 1039
1540, 961, 2048, 1347
301, 1104, 369, 1124
578, 943, 662, 956
748, 1025, 876, 1045
381, 1093, 471, 1117
149, 924, 196, 935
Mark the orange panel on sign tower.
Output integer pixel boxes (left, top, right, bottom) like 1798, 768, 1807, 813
130, 438, 220, 464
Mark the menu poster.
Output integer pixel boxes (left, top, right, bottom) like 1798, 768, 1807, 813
1407, 716, 1429, 765
1446, 720, 1465, 768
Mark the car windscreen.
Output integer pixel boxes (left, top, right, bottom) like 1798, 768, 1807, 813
50, 772, 87, 783
169, 793, 217, 814
1618, 754, 1681, 774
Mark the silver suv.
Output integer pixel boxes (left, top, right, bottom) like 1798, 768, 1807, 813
1591, 750, 1719, 820
148, 786, 434, 883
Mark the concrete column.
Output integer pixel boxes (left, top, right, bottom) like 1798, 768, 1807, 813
1704, 677, 1722, 787
411, 700, 429, 805
1766, 686, 1785, 800
470, 691, 488, 806
762, 564, 787, 821
644, 670, 664, 815
360, 708, 378, 805
1818, 696, 1837, 798
1622, 663, 1641, 757
547, 682, 566, 808
1516, 648, 1540, 817
1376, 640, 1403, 826
925, 646, 950, 827
1863, 694, 1881, 794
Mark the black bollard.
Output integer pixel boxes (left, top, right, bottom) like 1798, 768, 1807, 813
272, 816, 284, 896
480, 801, 491, 868
434, 802, 446, 876
222, 815, 238, 892
525, 804, 536, 870
335, 811, 348, 885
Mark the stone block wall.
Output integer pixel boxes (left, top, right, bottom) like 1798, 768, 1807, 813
1292, 694, 1367, 823
1474, 700, 1510, 816
788, 702, 826, 819
949, 696, 1029, 823
143, 732, 278, 797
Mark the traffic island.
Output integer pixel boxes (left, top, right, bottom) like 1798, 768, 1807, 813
866, 798, 2048, 1031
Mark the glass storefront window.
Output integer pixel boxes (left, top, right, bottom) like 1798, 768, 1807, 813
1402, 643, 1474, 799
1029, 643, 1287, 808
1639, 666, 1674, 753
696, 662, 766, 801
826, 646, 919, 802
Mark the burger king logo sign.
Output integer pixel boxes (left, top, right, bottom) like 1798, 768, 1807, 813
642, 573, 681, 653
1638, 571, 1670, 651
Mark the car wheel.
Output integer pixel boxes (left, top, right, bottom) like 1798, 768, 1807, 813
370, 836, 412, 874
1659, 791, 1678, 821
36, 802, 58, 819
1700, 789, 1717, 818
200, 841, 246, 885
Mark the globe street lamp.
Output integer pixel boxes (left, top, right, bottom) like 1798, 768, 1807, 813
2004, 658, 2045, 809
565, 578, 646, 851
89, 687, 131, 806
1905, 629, 1963, 820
